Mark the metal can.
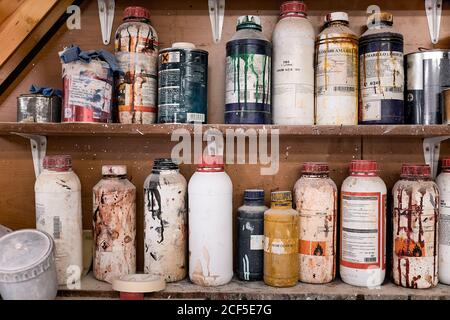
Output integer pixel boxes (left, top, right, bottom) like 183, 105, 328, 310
17, 94, 61, 123
158, 43, 208, 124
443, 88, 450, 125
437, 158, 450, 285
294, 162, 337, 284
144, 159, 187, 282
225, 15, 272, 124
406, 50, 450, 124
392, 164, 439, 289
359, 12, 404, 124
93, 165, 136, 284
237, 189, 267, 281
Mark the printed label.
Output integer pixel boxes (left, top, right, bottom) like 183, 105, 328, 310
53, 216, 62, 239
299, 240, 328, 256
160, 51, 180, 64
341, 192, 382, 269
299, 208, 335, 257
440, 215, 450, 247
115, 26, 159, 54
250, 235, 264, 251
68, 76, 112, 112
264, 237, 297, 255
187, 113, 205, 123
362, 100, 382, 121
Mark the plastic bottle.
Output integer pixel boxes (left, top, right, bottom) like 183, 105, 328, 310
437, 158, 450, 285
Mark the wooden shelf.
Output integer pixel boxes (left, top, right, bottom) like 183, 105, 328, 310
0, 123, 449, 138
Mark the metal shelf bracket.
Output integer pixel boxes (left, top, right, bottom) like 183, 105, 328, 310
98, 0, 115, 45
13, 133, 47, 179
423, 135, 450, 178
208, 0, 225, 44
425, 0, 442, 44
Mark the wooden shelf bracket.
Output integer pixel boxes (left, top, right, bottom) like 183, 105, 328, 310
423, 135, 450, 178
12, 133, 47, 178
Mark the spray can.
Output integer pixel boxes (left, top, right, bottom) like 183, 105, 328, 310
437, 158, 450, 285
144, 159, 187, 282
393, 164, 439, 289
225, 15, 272, 124
272, 1, 314, 125
315, 12, 358, 125
359, 12, 404, 124
237, 189, 268, 281
115, 6, 159, 124
340, 160, 386, 287
294, 162, 337, 284
264, 191, 299, 287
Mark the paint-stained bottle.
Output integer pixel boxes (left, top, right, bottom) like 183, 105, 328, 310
264, 191, 299, 287
237, 189, 268, 281
272, 1, 314, 125
359, 12, 404, 124
340, 160, 386, 287
188, 156, 233, 286
225, 15, 272, 124
437, 158, 450, 285
315, 12, 358, 125
294, 162, 337, 284
35, 155, 82, 286
144, 159, 187, 282
115, 6, 159, 124
393, 164, 439, 289
93, 165, 136, 284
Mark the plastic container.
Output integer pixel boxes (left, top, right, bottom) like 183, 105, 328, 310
437, 158, 450, 285
0, 229, 57, 300
0, 224, 11, 239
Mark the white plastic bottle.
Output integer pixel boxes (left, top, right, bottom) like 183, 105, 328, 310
35, 155, 82, 286
272, 1, 315, 125
188, 156, 233, 286
437, 158, 450, 285
340, 160, 387, 287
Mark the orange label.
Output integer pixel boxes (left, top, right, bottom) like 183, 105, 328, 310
119, 105, 157, 113
299, 240, 328, 256
394, 238, 426, 257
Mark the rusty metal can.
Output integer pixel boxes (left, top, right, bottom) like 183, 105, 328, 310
93, 165, 136, 284
264, 191, 299, 287
392, 164, 439, 289
17, 94, 61, 123
294, 162, 337, 284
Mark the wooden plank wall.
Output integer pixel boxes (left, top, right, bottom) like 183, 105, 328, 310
0, 0, 449, 270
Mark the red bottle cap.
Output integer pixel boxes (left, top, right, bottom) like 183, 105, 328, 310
442, 158, 450, 169
280, 1, 307, 17
197, 155, 224, 172
43, 155, 72, 172
123, 6, 151, 21
349, 160, 378, 174
401, 164, 431, 178
302, 162, 329, 174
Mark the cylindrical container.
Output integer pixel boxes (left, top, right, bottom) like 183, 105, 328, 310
225, 15, 272, 124
0, 230, 57, 300
158, 43, 209, 124
444, 88, 450, 125
112, 274, 166, 300
17, 94, 61, 123
35, 155, 82, 286
393, 164, 439, 289
237, 189, 268, 281
315, 12, 358, 125
0, 225, 11, 239
115, 6, 159, 124
359, 12, 404, 124
62, 59, 113, 123
188, 156, 233, 286
144, 159, 187, 282
437, 158, 450, 285
264, 191, 299, 287
272, 1, 314, 125
93, 165, 136, 284
340, 160, 387, 287
406, 50, 450, 124
294, 162, 337, 284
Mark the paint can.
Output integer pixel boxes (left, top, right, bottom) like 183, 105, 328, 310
437, 158, 450, 285
112, 274, 165, 300
17, 94, 61, 123
443, 88, 450, 124
158, 43, 208, 123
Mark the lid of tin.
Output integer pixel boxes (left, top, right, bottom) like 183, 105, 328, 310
280, 1, 307, 17
325, 12, 349, 23
197, 155, 224, 172
0, 224, 11, 239
123, 6, 151, 21
236, 15, 262, 31
442, 158, 450, 169
244, 189, 265, 200
0, 230, 54, 283
302, 162, 329, 174
153, 158, 179, 171
112, 274, 166, 293
401, 164, 431, 178
271, 191, 292, 203
172, 42, 196, 49
349, 160, 378, 173
43, 155, 72, 171
102, 165, 127, 176
367, 12, 393, 27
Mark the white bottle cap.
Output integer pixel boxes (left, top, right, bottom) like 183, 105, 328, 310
102, 165, 127, 176
325, 12, 349, 23
112, 274, 166, 293
172, 42, 196, 49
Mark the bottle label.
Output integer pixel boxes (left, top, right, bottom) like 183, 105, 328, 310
441, 192, 450, 247
264, 237, 297, 255
250, 235, 264, 250
298, 208, 335, 257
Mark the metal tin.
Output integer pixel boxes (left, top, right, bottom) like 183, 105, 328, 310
17, 94, 61, 123
158, 43, 208, 124
237, 189, 267, 281
406, 50, 450, 124
443, 88, 450, 125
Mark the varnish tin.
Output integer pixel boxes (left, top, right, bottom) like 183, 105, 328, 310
17, 94, 61, 123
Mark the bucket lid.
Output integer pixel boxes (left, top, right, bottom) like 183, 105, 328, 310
0, 230, 54, 283
236, 15, 262, 31
152, 158, 179, 171
244, 189, 265, 200
112, 274, 166, 293
302, 162, 329, 174
349, 160, 378, 173
43, 155, 72, 172
442, 158, 450, 169
280, 1, 307, 17
325, 12, 349, 23
172, 42, 196, 49
102, 165, 127, 176
401, 164, 431, 178
123, 6, 151, 21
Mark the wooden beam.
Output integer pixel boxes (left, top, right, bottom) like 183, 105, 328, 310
0, 0, 25, 24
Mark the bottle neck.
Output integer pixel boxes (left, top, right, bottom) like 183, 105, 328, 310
244, 198, 265, 206
103, 175, 126, 179
153, 169, 179, 175
401, 176, 432, 181
350, 171, 378, 177
302, 172, 329, 178
123, 17, 150, 24
326, 20, 349, 28
369, 21, 392, 29
271, 201, 292, 209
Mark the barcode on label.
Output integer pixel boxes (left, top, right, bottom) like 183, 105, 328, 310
384, 86, 403, 93
53, 216, 61, 239
364, 257, 377, 262
334, 86, 355, 92
187, 113, 205, 123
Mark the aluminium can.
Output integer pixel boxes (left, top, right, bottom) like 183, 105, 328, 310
17, 94, 61, 123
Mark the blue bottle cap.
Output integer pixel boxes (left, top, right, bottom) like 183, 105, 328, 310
244, 189, 265, 200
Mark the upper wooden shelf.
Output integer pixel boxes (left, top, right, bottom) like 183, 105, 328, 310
0, 122, 449, 138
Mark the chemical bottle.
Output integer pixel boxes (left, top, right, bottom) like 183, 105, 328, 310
293, 162, 337, 284
188, 156, 233, 286
359, 12, 404, 124
237, 189, 268, 281
264, 191, 299, 287
340, 160, 386, 287
437, 158, 450, 285
315, 12, 358, 125
393, 164, 439, 289
35, 155, 82, 286
144, 159, 187, 282
225, 15, 272, 124
115, 6, 159, 124
272, 1, 314, 125
93, 165, 136, 284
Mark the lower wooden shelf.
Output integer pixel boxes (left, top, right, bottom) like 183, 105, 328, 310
58, 273, 450, 300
